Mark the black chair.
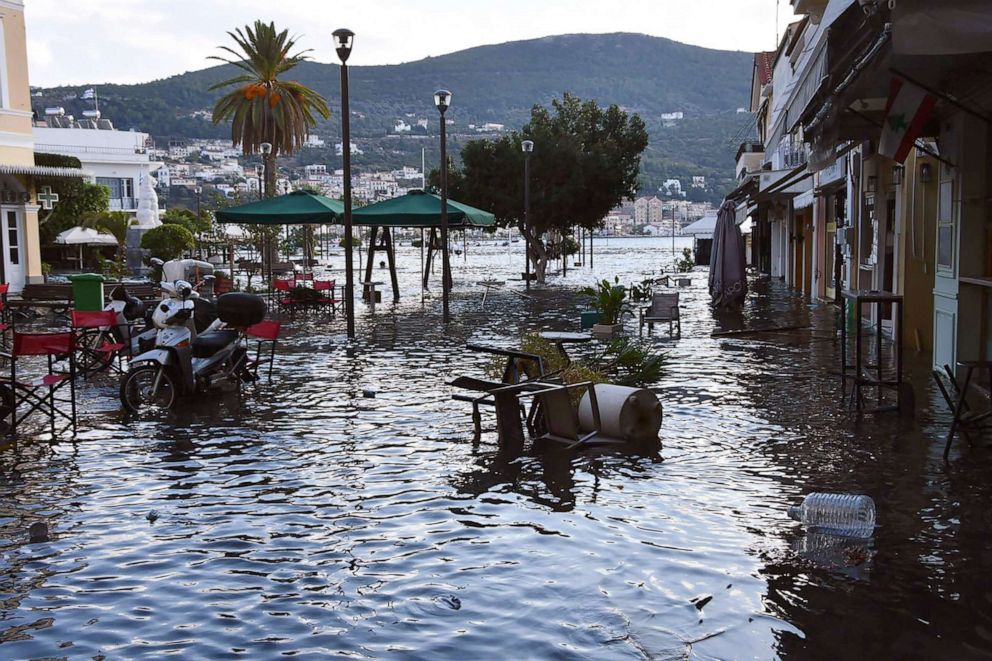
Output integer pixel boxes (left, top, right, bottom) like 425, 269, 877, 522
934, 361, 992, 459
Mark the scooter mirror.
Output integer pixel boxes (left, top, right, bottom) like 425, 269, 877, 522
150, 258, 164, 267
203, 275, 216, 282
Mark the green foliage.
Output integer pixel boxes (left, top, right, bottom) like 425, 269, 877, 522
102, 256, 129, 280
675, 247, 695, 273
483, 331, 662, 392
580, 277, 630, 326
80, 210, 133, 260
561, 235, 580, 257
162, 207, 210, 235
339, 235, 360, 248
210, 20, 330, 198
630, 278, 655, 302
38, 180, 109, 244
141, 224, 195, 262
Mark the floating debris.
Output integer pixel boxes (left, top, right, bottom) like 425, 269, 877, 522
28, 522, 49, 544
146, 510, 160, 523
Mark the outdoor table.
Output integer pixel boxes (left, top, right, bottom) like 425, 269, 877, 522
839, 289, 904, 413
477, 279, 506, 308
361, 280, 384, 306
539, 331, 593, 365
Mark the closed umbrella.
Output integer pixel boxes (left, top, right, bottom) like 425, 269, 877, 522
708, 200, 748, 307
55, 226, 119, 269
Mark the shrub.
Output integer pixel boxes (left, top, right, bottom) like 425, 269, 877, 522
141, 224, 195, 263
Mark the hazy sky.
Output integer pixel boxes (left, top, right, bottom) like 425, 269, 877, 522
25, 0, 798, 87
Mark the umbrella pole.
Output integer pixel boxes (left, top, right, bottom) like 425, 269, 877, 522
420, 227, 425, 304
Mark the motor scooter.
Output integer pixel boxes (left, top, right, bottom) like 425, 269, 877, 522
75, 258, 216, 376
119, 277, 265, 413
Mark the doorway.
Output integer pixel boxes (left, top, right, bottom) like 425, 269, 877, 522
0, 207, 25, 290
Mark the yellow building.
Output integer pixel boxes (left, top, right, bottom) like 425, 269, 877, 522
0, 0, 82, 291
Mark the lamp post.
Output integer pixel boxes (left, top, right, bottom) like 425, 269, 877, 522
521, 139, 533, 291
259, 142, 273, 293
334, 28, 356, 339
434, 89, 452, 323
255, 164, 263, 201
194, 185, 202, 258
259, 142, 272, 198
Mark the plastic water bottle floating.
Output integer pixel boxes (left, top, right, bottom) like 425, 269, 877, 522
788, 493, 876, 538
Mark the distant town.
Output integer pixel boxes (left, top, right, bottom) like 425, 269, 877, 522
33, 104, 713, 237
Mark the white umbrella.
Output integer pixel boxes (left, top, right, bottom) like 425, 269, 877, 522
55, 226, 119, 269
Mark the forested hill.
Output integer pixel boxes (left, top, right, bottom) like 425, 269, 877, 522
32, 33, 755, 200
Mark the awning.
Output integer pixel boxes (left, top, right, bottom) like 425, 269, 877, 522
353, 189, 495, 228
0, 164, 93, 178
893, 0, 992, 55
214, 190, 343, 225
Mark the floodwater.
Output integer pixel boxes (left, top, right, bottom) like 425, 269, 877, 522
2, 237, 991, 659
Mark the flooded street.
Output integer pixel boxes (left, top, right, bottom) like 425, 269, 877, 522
2, 238, 991, 659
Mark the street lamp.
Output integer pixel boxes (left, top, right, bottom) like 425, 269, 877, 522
259, 142, 272, 198
195, 185, 202, 258
521, 139, 533, 291
434, 89, 452, 323
334, 27, 356, 339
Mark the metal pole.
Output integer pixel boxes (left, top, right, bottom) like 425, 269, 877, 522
440, 112, 450, 323
420, 227, 425, 303
524, 151, 530, 291
340, 61, 356, 339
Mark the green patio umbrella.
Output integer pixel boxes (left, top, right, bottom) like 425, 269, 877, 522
352, 189, 494, 227
214, 190, 344, 225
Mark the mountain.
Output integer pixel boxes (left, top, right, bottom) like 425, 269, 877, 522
32, 33, 754, 201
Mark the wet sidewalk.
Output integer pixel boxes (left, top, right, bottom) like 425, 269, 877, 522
1, 244, 990, 658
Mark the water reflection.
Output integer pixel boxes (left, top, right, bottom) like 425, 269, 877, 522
0, 238, 989, 657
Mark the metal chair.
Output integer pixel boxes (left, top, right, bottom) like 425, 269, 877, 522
935, 361, 992, 459
640, 292, 681, 338
246, 320, 281, 381
72, 309, 128, 376
1, 331, 77, 437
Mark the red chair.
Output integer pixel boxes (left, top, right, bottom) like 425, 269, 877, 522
72, 310, 128, 376
2, 331, 77, 437
313, 280, 338, 313
294, 272, 314, 284
246, 320, 281, 381
273, 278, 297, 312
0, 283, 10, 331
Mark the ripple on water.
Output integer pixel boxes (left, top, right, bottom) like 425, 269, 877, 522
2, 239, 988, 658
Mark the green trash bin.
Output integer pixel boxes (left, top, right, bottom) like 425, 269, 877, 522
68, 273, 106, 311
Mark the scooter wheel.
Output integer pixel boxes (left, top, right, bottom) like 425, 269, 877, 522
120, 365, 177, 414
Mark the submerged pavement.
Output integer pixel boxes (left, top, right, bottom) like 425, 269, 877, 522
1, 238, 989, 659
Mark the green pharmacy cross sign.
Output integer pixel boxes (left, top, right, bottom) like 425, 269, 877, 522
37, 186, 59, 210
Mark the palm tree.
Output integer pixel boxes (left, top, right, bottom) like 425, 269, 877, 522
211, 21, 330, 198
81, 211, 133, 261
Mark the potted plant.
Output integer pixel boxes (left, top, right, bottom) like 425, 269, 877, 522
581, 277, 630, 339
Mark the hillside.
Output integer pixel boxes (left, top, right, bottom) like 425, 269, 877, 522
32, 33, 754, 200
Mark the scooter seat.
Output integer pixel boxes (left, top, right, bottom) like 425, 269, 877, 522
191, 329, 240, 358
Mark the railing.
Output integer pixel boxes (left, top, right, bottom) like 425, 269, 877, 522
35, 143, 146, 156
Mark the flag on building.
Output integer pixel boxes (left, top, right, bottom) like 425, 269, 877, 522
878, 78, 936, 163
80, 88, 95, 100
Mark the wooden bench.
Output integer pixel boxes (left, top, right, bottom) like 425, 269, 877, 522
104, 282, 159, 301
640, 292, 681, 338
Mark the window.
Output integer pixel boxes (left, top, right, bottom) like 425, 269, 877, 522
6, 210, 19, 265
97, 177, 122, 199
937, 180, 954, 271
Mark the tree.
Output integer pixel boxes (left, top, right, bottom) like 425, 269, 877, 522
80, 211, 134, 260
141, 224, 195, 262
38, 180, 110, 245
210, 21, 330, 198
162, 208, 210, 235
438, 93, 648, 281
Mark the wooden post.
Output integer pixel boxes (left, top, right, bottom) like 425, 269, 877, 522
384, 227, 400, 303
363, 226, 378, 301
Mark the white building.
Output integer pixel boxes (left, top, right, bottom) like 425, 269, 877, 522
394, 120, 411, 133
691, 176, 706, 189
634, 196, 663, 225
661, 179, 684, 198
335, 141, 363, 156
34, 116, 160, 214
304, 134, 325, 148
